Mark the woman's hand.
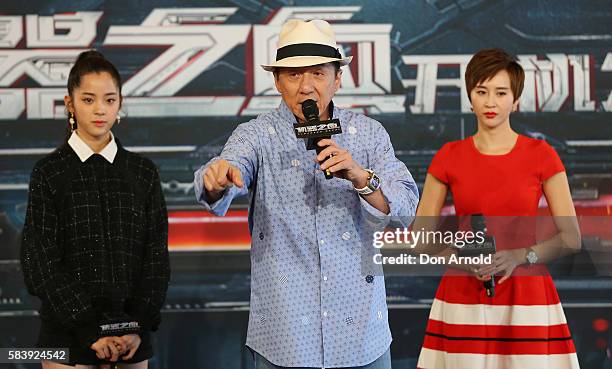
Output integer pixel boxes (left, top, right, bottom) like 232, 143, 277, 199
120, 334, 142, 360
477, 249, 526, 284
474, 271, 492, 282
464, 261, 492, 281
90, 336, 126, 361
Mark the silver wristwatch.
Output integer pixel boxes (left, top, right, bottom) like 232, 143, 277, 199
354, 169, 381, 195
526, 248, 538, 265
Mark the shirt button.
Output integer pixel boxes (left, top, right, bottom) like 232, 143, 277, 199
323, 276, 328, 281
323, 311, 328, 317
319, 240, 325, 245
342, 232, 351, 240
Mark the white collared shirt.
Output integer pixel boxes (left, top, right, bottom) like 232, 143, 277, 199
68, 131, 118, 163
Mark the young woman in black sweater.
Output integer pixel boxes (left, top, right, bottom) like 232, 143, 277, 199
21, 50, 170, 369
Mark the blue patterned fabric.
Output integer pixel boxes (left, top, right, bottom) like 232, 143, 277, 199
252, 347, 391, 369
194, 101, 418, 368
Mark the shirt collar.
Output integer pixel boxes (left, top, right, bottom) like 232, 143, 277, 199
68, 131, 118, 163
279, 99, 297, 124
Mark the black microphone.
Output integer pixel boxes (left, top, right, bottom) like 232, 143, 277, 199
302, 99, 319, 123
302, 100, 332, 179
296, 99, 342, 180
470, 214, 496, 297
96, 294, 142, 337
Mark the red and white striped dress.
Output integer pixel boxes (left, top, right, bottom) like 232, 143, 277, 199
417, 135, 580, 369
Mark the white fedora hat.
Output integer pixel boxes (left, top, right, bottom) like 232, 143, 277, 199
261, 19, 352, 72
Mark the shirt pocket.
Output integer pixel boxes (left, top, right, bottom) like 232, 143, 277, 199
272, 148, 316, 195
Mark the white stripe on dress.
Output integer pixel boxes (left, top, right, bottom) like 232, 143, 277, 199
429, 299, 568, 326
417, 348, 580, 369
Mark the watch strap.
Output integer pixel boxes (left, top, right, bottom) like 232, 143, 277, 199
354, 169, 379, 195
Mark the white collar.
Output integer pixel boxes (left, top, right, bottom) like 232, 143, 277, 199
68, 131, 118, 163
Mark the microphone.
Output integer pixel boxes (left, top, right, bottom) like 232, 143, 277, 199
302, 100, 332, 179
458, 214, 497, 297
471, 214, 496, 297
302, 99, 319, 123
95, 294, 141, 337
295, 99, 342, 180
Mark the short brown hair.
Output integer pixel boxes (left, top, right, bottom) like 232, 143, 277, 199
465, 48, 524, 102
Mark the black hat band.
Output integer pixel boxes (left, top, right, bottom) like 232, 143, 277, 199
275, 43, 342, 61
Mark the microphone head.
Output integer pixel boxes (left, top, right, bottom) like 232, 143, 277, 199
471, 213, 487, 233
301, 99, 319, 122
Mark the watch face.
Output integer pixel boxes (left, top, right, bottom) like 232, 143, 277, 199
368, 174, 381, 191
527, 251, 538, 264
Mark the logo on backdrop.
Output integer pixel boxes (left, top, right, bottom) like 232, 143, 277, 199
0, 7, 610, 119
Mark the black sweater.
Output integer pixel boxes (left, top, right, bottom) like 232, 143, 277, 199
21, 140, 170, 348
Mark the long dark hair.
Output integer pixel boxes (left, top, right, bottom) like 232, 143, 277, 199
64, 50, 123, 142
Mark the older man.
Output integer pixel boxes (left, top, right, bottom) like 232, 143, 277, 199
194, 19, 418, 369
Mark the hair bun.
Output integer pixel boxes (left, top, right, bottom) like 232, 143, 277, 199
75, 49, 105, 64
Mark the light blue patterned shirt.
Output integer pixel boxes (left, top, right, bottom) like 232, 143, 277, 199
194, 101, 418, 368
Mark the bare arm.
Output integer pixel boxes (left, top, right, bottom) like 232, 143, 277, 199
480, 171, 581, 282
531, 171, 581, 261
416, 174, 447, 216
411, 174, 453, 257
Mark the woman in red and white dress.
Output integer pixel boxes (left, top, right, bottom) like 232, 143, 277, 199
415, 48, 581, 369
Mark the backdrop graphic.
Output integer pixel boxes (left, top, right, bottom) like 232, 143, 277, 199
0, 1, 611, 368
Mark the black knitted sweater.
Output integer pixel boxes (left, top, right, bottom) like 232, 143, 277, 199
21, 139, 170, 348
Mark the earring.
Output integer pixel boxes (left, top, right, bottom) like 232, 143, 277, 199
116, 114, 121, 124
69, 112, 76, 131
